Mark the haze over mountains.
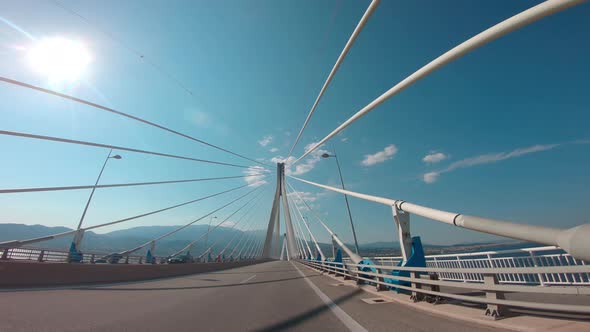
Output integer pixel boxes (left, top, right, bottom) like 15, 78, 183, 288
0, 223, 529, 257
0, 223, 265, 256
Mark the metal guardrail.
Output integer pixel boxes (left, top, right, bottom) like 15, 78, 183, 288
290, 175, 590, 263
0, 246, 260, 264
344, 246, 590, 286
0, 246, 151, 264
300, 256, 590, 318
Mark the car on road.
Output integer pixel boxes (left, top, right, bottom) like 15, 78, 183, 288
167, 255, 192, 264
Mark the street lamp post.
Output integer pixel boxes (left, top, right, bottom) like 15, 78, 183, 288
302, 216, 315, 257
321, 148, 360, 255
204, 216, 217, 259
302, 216, 312, 245
68, 149, 121, 262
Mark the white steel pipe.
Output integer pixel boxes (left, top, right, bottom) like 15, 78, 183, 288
287, 0, 380, 158
287, 187, 325, 260
287, 180, 362, 263
292, 0, 586, 165
289, 175, 590, 262
288, 195, 314, 258
287, 192, 325, 260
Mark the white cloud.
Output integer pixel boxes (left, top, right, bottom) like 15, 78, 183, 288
287, 190, 326, 211
271, 141, 329, 176
184, 109, 211, 127
258, 135, 273, 147
341, 137, 349, 143
243, 166, 268, 187
422, 143, 560, 184
270, 147, 279, 153
422, 152, 447, 164
221, 220, 237, 227
361, 144, 398, 166
270, 155, 289, 164
423, 172, 439, 184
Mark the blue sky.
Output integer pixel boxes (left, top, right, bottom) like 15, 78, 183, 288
0, 0, 589, 247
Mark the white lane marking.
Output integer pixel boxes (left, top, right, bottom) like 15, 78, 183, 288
239, 274, 256, 284
291, 262, 368, 332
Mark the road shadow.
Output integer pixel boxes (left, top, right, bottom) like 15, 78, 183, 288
210, 269, 298, 275
73, 274, 322, 292
253, 288, 364, 331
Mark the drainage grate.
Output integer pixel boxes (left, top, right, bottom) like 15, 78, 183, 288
361, 297, 391, 305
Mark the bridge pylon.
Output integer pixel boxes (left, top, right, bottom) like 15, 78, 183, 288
262, 163, 298, 260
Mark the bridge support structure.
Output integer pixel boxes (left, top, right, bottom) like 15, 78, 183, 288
145, 241, 156, 264
392, 205, 412, 263
262, 163, 298, 260
279, 233, 287, 261
67, 230, 85, 263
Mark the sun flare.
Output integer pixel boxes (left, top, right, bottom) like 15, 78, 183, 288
27, 37, 91, 83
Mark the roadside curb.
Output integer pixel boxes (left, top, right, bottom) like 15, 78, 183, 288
297, 262, 590, 332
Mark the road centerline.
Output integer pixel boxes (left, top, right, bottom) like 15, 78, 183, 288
239, 274, 257, 284
291, 261, 368, 332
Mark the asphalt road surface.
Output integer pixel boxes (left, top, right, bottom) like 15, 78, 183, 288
0, 261, 506, 331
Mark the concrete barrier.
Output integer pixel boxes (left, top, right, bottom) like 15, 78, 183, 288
0, 259, 271, 288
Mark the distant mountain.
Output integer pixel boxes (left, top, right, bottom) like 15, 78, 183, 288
104, 224, 243, 243
0, 223, 265, 256
358, 241, 400, 250
0, 223, 72, 241
1, 223, 536, 258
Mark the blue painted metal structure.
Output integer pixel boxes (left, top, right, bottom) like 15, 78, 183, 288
385, 236, 426, 292
67, 243, 83, 263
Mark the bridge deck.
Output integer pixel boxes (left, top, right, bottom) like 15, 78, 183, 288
0, 261, 504, 332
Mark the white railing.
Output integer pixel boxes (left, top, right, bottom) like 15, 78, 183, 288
0, 245, 260, 264
300, 256, 590, 318
0, 246, 150, 264
286, 0, 590, 264
343, 246, 590, 286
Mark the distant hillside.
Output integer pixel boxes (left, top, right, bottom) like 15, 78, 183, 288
0, 223, 73, 241
0, 223, 265, 256
1, 223, 536, 258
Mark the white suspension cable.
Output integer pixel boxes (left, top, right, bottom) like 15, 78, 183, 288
0, 173, 265, 194
119, 185, 262, 256
218, 192, 267, 256
172, 185, 266, 257
286, 183, 325, 259
0, 130, 255, 169
291, 0, 586, 165
254, 240, 264, 258
228, 217, 260, 258
293, 222, 306, 258
286, 0, 381, 158
287, 201, 306, 258
288, 175, 590, 262
287, 194, 314, 258
50, 0, 198, 99
237, 234, 255, 258
202, 188, 267, 258
245, 238, 262, 259
287, 179, 362, 263
0, 183, 249, 248
237, 224, 263, 258
200, 189, 266, 259
0, 77, 270, 167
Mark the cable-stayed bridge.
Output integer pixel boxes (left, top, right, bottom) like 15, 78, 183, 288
1, 0, 589, 331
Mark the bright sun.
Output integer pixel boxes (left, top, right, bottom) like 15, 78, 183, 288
27, 37, 91, 83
